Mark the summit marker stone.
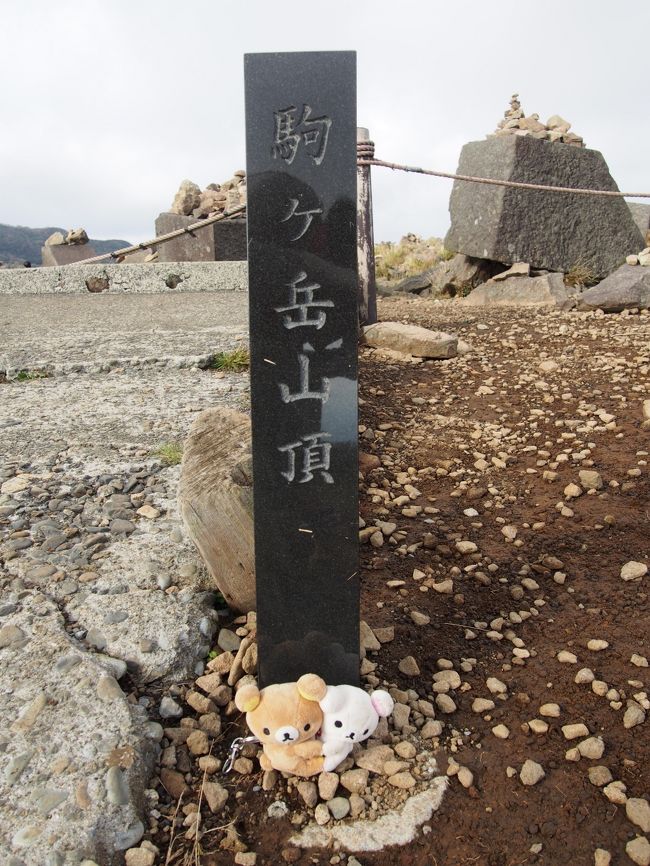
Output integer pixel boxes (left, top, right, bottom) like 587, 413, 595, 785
245, 51, 359, 687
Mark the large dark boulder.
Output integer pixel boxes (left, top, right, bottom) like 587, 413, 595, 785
445, 136, 644, 278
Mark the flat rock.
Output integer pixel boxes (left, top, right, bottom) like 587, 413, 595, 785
464, 273, 575, 308
0, 599, 155, 865
577, 265, 650, 312
361, 322, 458, 359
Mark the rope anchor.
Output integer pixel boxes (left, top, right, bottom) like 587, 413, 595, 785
223, 735, 259, 774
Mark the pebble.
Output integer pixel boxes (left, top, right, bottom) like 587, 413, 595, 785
296, 779, 318, 809
626, 798, 650, 833
436, 694, 457, 714
539, 703, 561, 717
202, 780, 228, 813
492, 724, 510, 739
159, 696, 183, 719
594, 850, 611, 866
528, 719, 549, 734
577, 737, 605, 759
631, 654, 649, 667
486, 677, 507, 695
562, 723, 589, 740
457, 767, 474, 789
557, 651, 577, 664
217, 628, 241, 652
472, 698, 495, 713
520, 760, 545, 786
624, 704, 646, 729
587, 639, 609, 651
318, 772, 339, 800
410, 610, 430, 626
328, 796, 351, 819
398, 655, 421, 676
314, 803, 330, 825
456, 540, 477, 554
587, 766, 613, 786
388, 769, 416, 789
603, 781, 627, 805
579, 470, 603, 490
125, 848, 155, 866
626, 836, 650, 866
340, 769, 368, 794
575, 668, 595, 684
621, 561, 648, 581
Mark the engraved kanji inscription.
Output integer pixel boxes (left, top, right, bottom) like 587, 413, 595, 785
278, 432, 333, 484
275, 271, 334, 330
273, 104, 332, 166
280, 197, 323, 241
279, 343, 330, 404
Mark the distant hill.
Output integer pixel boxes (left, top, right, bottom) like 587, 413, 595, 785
0, 224, 131, 266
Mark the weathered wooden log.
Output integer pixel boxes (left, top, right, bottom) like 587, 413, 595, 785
178, 408, 255, 613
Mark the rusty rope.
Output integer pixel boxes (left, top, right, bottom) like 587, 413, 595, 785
358, 157, 650, 199
52, 146, 647, 269
68, 204, 247, 267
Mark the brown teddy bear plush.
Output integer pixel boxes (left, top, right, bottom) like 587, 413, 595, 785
235, 673, 327, 777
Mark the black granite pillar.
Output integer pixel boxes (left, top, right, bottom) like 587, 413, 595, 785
244, 51, 359, 687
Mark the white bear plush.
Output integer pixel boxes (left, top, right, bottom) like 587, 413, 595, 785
318, 685, 394, 772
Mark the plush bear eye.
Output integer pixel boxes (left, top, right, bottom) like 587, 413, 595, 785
363, 729, 369, 735
304, 723, 311, 731
263, 727, 270, 736
334, 720, 343, 728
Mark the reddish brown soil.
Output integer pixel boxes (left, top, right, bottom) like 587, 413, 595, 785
149, 299, 650, 866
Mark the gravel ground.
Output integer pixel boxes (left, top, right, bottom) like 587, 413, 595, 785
2, 292, 649, 866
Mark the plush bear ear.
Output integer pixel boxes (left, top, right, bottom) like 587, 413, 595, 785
235, 683, 261, 713
370, 690, 394, 717
297, 673, 327, 702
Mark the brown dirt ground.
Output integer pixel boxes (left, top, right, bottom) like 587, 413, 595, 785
148, 297, 649, 866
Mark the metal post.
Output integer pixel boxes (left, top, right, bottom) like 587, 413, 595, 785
357, 127, 377, 326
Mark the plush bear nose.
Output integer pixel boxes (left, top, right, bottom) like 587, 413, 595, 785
349, 732, 355, 740
275, 725, 299, 744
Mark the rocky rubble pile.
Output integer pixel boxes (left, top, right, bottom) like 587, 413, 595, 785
143, 616, 448, 862
489, 93, 585, 147
170, 173, 247, 220
44, 228, 90, 247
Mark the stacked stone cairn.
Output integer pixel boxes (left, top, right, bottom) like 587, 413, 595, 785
489, 93, 585, 147
170, 171, 247, 220
44, 227, 90, 247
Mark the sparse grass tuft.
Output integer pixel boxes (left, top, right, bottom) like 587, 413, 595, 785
439, 247, 456, 262
209, 347, 250, 372
565, 258, 598, 288
374, 236, 446, 283
14, 369, 51, 382
154, 442, 183, 466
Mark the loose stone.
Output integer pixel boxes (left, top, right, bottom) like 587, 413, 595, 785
398, 655, 421, 676
520, 760, 545, 786
577, 737, 605, 759
588, 766, 613, 787
562, 723, 589, 740
328, 797, 350, 820
626, 798, 650, 833
621, 561, 648, 581
626, 837, 650, 866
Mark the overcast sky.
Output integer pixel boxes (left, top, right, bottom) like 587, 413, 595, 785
1, 0, 647, 243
